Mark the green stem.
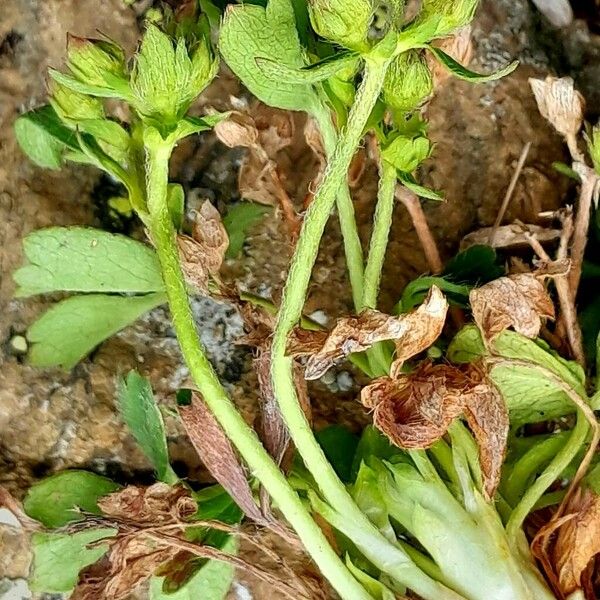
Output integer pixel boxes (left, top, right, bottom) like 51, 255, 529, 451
506, 413, 589, 545
144, 139, 372, 600
313, 105, 364, 311
270, 59, 454, 598
503, 433, 569, 507
271, 62, 384, 507
362, 160, 396, 310
362, 158, 397, 374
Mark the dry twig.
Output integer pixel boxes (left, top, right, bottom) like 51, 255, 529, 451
489, 142, 532, 246
396, 186, 443, 274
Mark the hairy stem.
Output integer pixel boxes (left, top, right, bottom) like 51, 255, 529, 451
144, 138, 372, 600
362, 160, 397, 309
314, 105, 365, 311
269, 59, 456, 598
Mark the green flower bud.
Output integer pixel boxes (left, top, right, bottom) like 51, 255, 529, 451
49, 80, 104, 124
382, 51, 433, 112
382, 133, 431, 172
131, 23, 218, 132
419, 0, 479, 39
66, 35, 129, 96
308, 0, 373, 52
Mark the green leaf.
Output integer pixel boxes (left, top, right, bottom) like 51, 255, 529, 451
397, 172, 443, 201
49, 68, 131, 99
448, 325, 586, 425
443, 245, 504, 284
172, 113, 228, 142
27, 292, 166, 369
351, 425, 401, 481
255, 51, 358, 85
427, 46, 518, 83
118, 371, 178, 484
345, 555, 396, 600
150, 537, 238, 600
14, 227, 164, 297
219, 0, 320, 113
30, 528, 115, 593
552, 161, 581, 182
223, 202, 271, 258
14, 105, 79, 169
316, 425, 359, 484
24, 471, 120, 528
395, 276, 471, 313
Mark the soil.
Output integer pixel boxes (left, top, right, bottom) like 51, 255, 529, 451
0, 1, 598, 598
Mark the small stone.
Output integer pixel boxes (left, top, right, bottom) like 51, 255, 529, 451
336, 371, 354, 392
9, 336, 27, 355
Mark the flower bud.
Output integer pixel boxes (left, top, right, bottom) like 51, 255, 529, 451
308, 0, 373, 52
66, 35, 129, 95
131, 23, 218, 131
49, 80, 104, 124
418, 0, 479, 39
382, 133, 431, 172
383, 51, 433, 112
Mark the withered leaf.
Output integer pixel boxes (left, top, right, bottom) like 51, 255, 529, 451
470, 273, 554, 342
299, 286, 448, 380
178, 201, 228, 293
362, 361, 508, 498
529, 76, 585, 140
73, 535, 175, 600
98, 483, 196, 525
554, 487, 600, 597
178, 392, 266, 524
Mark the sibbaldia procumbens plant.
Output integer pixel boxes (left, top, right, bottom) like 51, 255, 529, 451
6, 1, 600, 599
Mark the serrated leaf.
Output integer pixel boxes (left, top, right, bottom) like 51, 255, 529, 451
397, 172, 443, 201
27, 292, 166, 369
219, 0, 320, 113
14, 227, 164, 297
149, 537, 238, 600
24, 470, 120, 528
50, 68, 130, 99
223, 202, 271, 258
118, 372, 178, 484
255, 51, 358, 85
14, 105, 79, 169
448, 325, 585, 425
427, 46, 518, 83
30, 529, 116, 593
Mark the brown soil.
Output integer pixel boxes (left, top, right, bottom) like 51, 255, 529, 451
0, 0, 598, 598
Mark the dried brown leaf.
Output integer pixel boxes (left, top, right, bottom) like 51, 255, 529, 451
236, 301, 276, 348
529, 76, 585, 140
363, 362, 508, 498
98, 483, 196, 525
460, 224, 561, 251
178, 201, 228, 293
301, 286, 448, 380
179, 392, 265, 524
462, 365, 509, 499
214, 112, 259, 149
255, 348, 290, 467
72, 535, 175, 600
554, 488, 600, 597
470, 273, 554, 342
192, 201, 229, 274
